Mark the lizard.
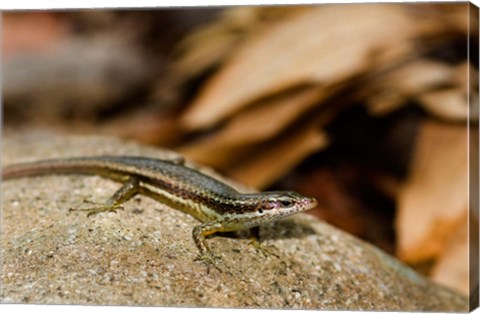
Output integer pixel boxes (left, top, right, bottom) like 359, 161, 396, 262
2, 155, 317, 269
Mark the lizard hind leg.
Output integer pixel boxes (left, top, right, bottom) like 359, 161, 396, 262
69, 177, 140, 217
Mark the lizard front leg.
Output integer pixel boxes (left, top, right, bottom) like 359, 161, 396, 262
192, 221, 227, 270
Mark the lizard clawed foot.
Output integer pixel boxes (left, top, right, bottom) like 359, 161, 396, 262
249, 239, 280, 258
69, 203, 124, 217
194, 253, 223, 273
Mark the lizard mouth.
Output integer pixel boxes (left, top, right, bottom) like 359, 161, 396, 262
279, 196, 317, 218
301, 197, 317, 210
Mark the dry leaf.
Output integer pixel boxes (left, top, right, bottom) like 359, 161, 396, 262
173, 6, 307, 79
173, 23, 244, 79
366, 60, 454, 115
396, 120, 468, 263
415, 62, 476, 122
178, 142, 247, 170
206, 86, 325, 146
178, 85, 325, 164
384, 60, 454, 94
181, 4, 418, 130
418, 88, 469, 121
229, 126, 328, 189
431, 213, 469, 295
423, 3, 472, 34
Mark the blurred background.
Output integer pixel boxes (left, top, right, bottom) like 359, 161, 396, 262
2, 3, 478, 296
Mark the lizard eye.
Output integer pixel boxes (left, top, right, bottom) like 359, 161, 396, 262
280, 200, 292, 207
264, 200, 279, 210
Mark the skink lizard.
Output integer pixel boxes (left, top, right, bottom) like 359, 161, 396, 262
2, 156, 317, 267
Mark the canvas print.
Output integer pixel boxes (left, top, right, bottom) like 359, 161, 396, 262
1, 2, 479, 311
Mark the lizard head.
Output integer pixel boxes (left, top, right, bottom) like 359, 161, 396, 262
220, 191, 317, 230
254, 191, 317, 219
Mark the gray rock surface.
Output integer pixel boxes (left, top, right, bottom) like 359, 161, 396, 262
1, 133, 468, 311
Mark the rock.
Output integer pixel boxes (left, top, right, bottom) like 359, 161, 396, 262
0, 133, 468, 311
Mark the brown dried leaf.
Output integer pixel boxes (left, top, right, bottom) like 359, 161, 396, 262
211, 86, 324, 145
387, 60, 454, 94
423, 3, 472, 34
431, 213, 468, 295
366, 60, 454, 115
181, 4, 418, 130
407, 3, 477, 41
174, 23, 244, 79
229, 126, 328, 189
174, 6, 307, 79
418, 88, 469, 121
396, 120, 468, 263
178, 86, 325, 167
453, 62, 476, 88
178, 142, 246, 170
416, 62, 476, 122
